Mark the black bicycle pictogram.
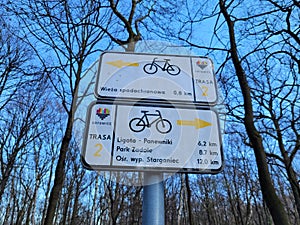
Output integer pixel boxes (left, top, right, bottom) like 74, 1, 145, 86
129, 110, 172, 134
143, 58, 181, 76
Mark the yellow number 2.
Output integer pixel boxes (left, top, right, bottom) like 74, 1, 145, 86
94, 143, 103, 157
202, 86, 208, 96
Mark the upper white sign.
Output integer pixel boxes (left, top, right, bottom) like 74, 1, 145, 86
95, 52, 218, 105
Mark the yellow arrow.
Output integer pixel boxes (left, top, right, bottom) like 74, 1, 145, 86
177, 118, 211, 129
106, 60, 139, 68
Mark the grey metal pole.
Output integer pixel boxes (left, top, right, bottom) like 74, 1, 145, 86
142, 172, 165, 225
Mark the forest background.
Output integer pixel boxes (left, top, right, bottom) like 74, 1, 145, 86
0, 0, 299, 225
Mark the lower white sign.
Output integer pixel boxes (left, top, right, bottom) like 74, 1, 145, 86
81, 101, 223, 173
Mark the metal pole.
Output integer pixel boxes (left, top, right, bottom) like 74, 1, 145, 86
142, 172, 165, 225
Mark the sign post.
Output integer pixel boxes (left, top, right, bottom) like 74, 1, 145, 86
142, 172, 165, 225
81, 51, 223, 225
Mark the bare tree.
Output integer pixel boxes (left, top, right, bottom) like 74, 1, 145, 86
0, 79, 48, 200
5, 1, 109, 223
251, 0, 300, 218
218, 0, 293, 224
94, 0, 155, 51
163, 0, 299, 224
1, 0, 298, 224
0, 12, 31, 111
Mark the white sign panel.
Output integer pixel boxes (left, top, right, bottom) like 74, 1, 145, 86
82, 101, 223, 173
95, 52, 218, 105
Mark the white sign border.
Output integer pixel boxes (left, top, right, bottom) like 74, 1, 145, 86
81, 100, 224, 174
94, 51, 219, 106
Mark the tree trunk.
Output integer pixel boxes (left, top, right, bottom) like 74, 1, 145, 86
70, 185, 81, 225
219, 1, 291, 225
44, 115, 73, 225
90, 176, 98, 225
286, 164, 300, 220
274, 117, 300, 219
41, 157, 55, 224
184, 174, 194, 225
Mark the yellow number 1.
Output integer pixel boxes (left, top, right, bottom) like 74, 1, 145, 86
94, 143, 103, 157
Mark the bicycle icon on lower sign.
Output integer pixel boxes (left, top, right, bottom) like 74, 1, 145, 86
129, 110, 172, 134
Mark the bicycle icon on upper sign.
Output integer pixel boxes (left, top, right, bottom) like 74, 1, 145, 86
143, 58, 181, 76
129, 110, 172, 134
